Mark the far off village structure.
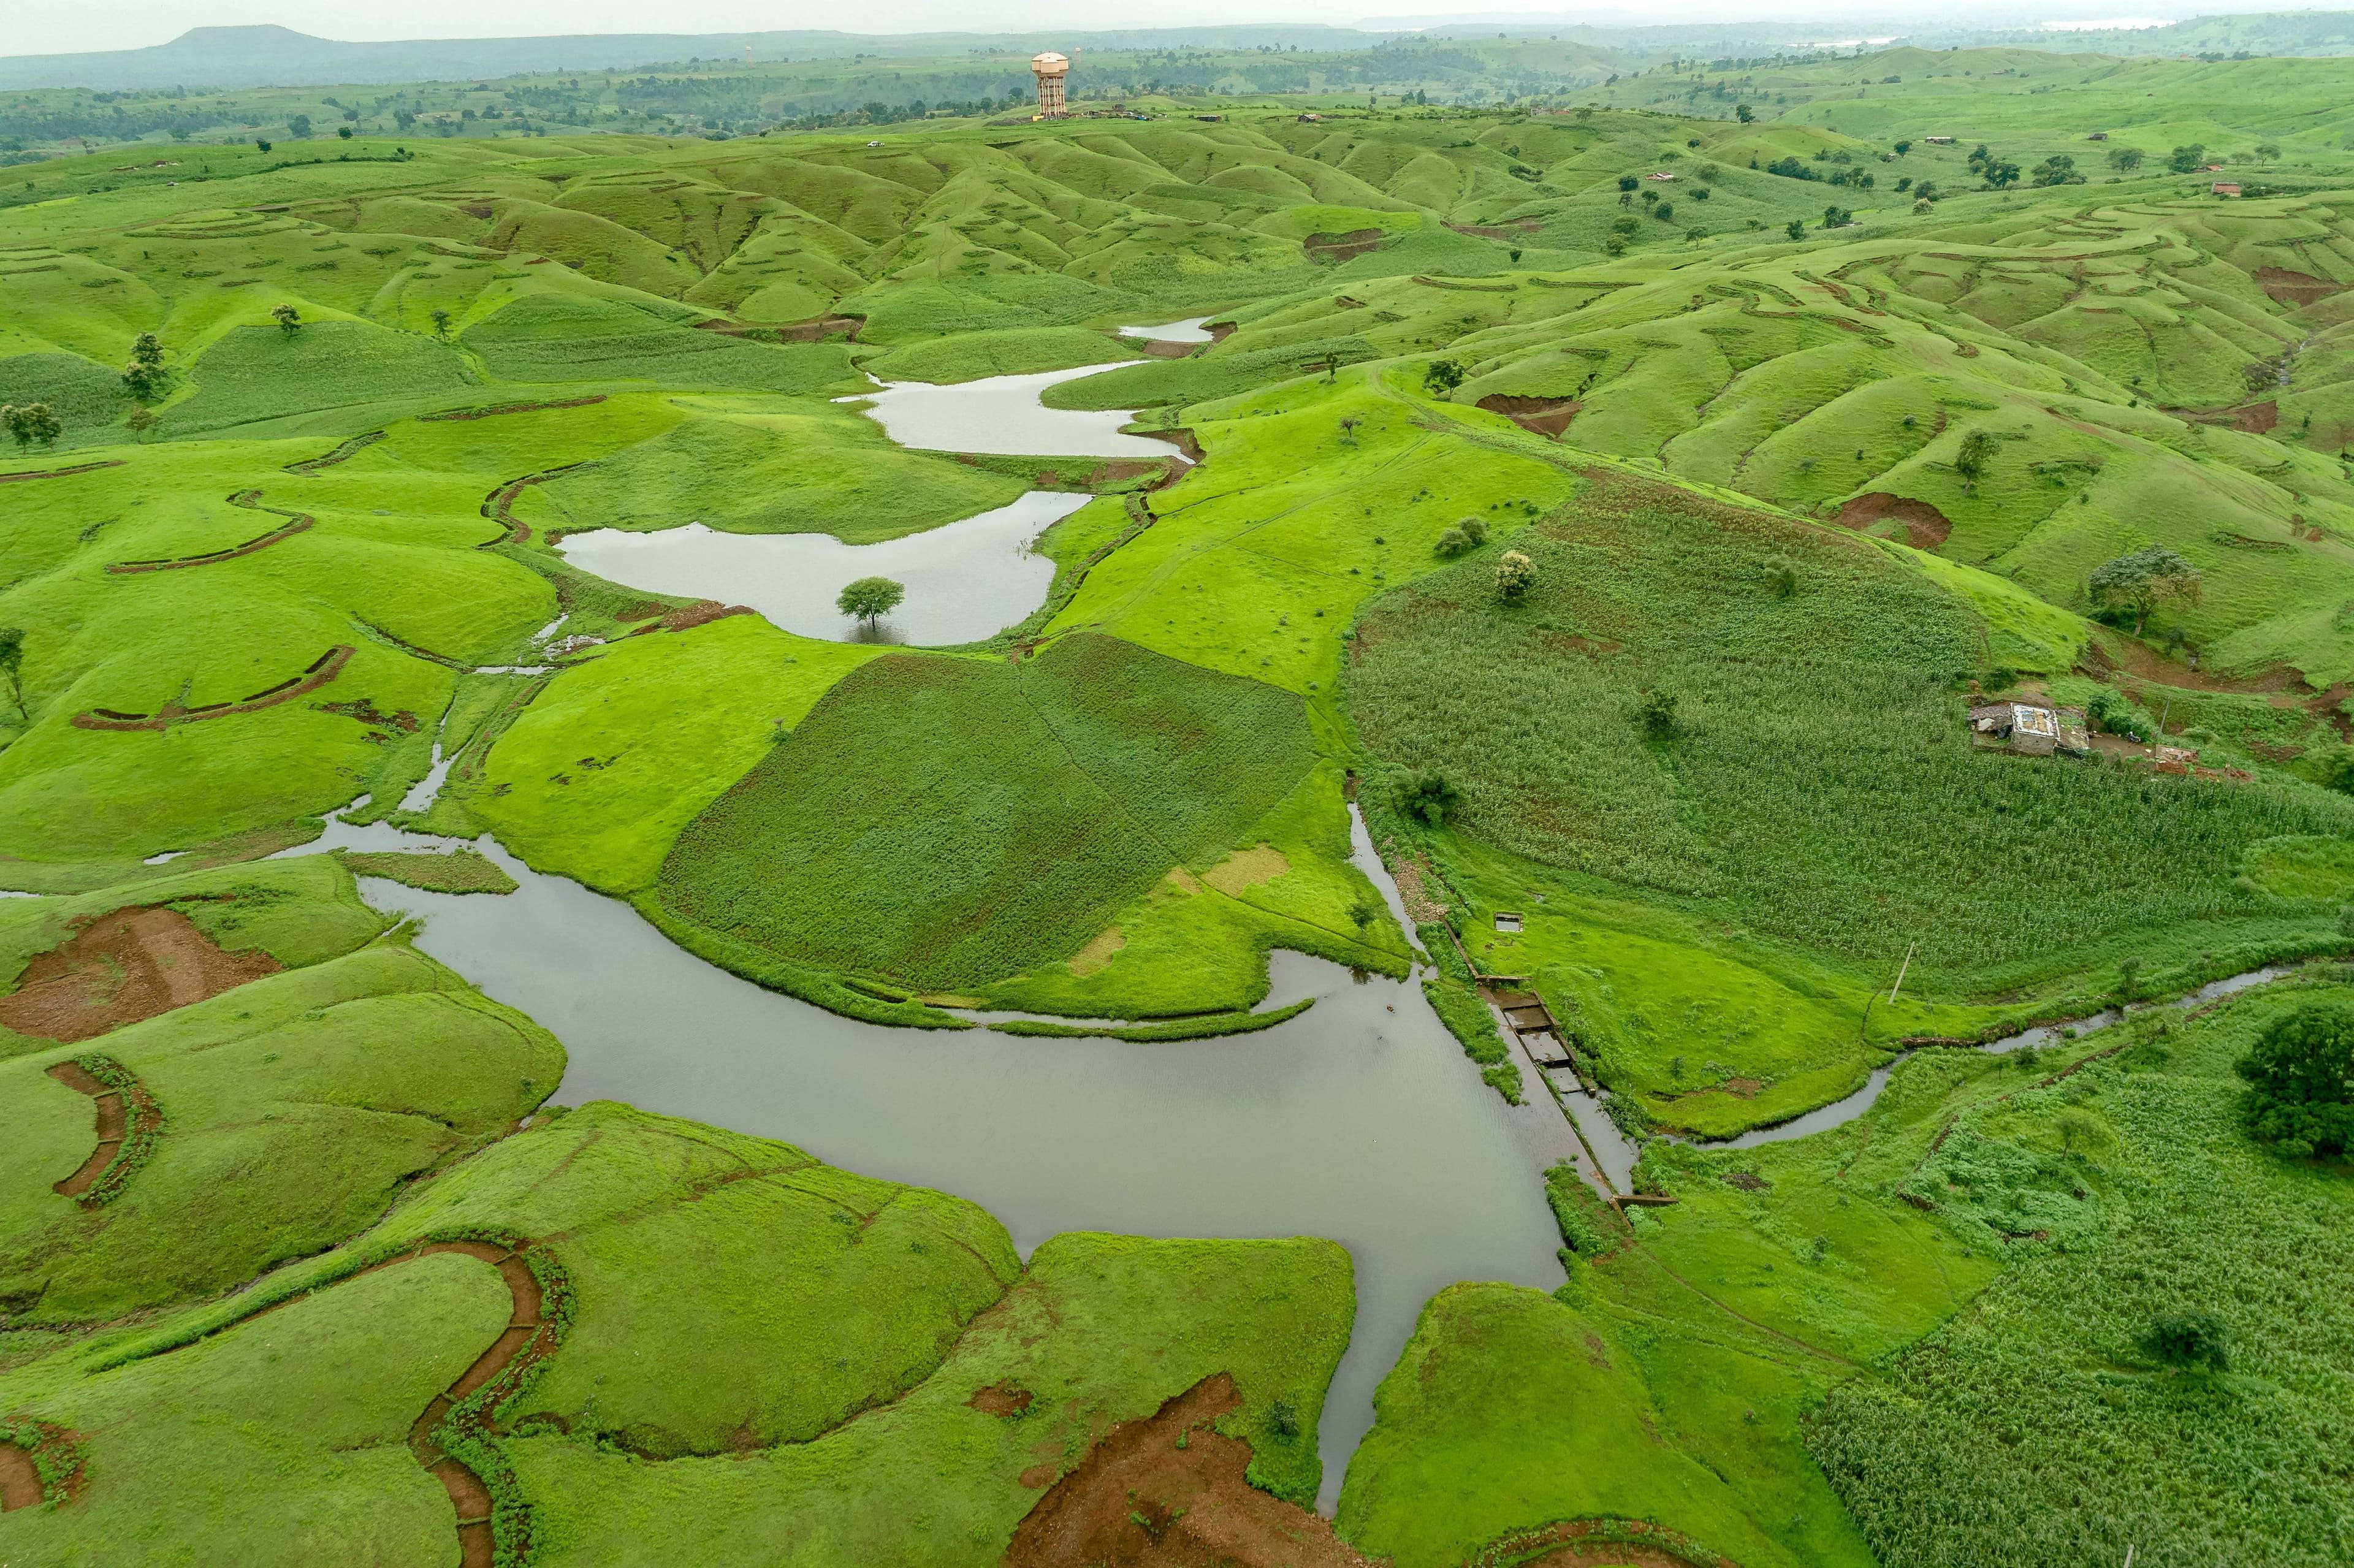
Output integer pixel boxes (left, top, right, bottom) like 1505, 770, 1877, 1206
1969, 699, 2092, 756
1032, 52, 1070, 118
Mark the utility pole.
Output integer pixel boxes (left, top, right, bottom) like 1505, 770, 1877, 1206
1888, 940, 1916, 1005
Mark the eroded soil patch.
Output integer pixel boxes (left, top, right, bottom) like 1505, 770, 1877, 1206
1832, 492, 1952, 550
45, 1055, 162, 1204
1305, 229, 1386, 265
1478, 395, 1582, 439
71, 645, 352, 731
1005, 1373, 1371, 1568
1, 905, 281, 1042
1471, 1517, 1745, 1567
107, 489, 313, 574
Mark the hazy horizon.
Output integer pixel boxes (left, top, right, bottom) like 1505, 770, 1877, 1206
2, 0, 2275, 61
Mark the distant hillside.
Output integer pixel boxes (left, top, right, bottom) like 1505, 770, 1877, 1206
0, 23, 1406, 91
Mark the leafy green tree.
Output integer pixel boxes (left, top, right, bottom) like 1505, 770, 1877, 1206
1, 402, 61, 448
1821, 205, 1852, 228
2106, 145, 2146, 172
1422, 358, 1466, 395
836, 576, 905, 625
1892, 138, 1911, 155
2168, 143, 2208, 173
430, 308, 452, 338
288, 114, 313, 139
270, 303, 302, 337
1952, 428, 1998, 490
1653, 201, 1674, 223
1434, 516, 1488, 557
1400, 768, 1461, 826
121, 332, 167, 400
0, 626, 23, 720
1735, 103, 1754, 123
2236, 994, 2354, 1157
1638, 689, 1679, 740
2144, 1309, 2229, 1371
2030, 153, 2085, 186
2256, 142, 2281, 161
337, 125, 354, 140
254, 137, 272, 153
2088, 546, 2201, 634
1785, 218, 1805, 242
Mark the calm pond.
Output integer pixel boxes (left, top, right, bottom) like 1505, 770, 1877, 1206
845, 362, 1172, 456
554, 490, 1090, 645
1121, 315, 1217, 343
303, 809, 1566, 1514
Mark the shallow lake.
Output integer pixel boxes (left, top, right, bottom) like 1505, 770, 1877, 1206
1121, 315, 1217, 343
554, 490, 1090, 645
300, 808, 1566, 1513
846, 362, 1173, 456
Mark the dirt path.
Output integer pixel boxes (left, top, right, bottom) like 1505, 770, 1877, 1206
107, 489, 314, 574
0, 905, 281, 1043
478, 463, 593, 546
0, 1442, 41, 1510
0, 459, 126, 484
44, 1056, 161, 1203
70, 645, 352, 731
1472, 1518, 1745, 1567
283, 430, 386, 474
1005, 1374, 1373, 1568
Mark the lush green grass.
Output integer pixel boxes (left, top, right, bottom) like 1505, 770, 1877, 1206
1347, 466, 2354, 997
657, 631, 1320, 997
462, 291, 856, 392
1336, 1281, 1861, 1568
511, 1230, 1354, 1564
335, 847, 518, 894
0, 937, 559, 1320
158, 317, 477, 435
1806, 983, 2354, 1568
532, 400, 1028, 543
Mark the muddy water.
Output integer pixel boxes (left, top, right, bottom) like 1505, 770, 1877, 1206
556, 492, 1090, 646
306, 809, 1563, 1515
1689, 963, 2301, 1151
845, 363, 1173, 456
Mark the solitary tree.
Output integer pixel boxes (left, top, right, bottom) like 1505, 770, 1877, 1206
1494, 549, 1538, 601
1638, 689, 1679, 740
2168, 143, 2207, 173
1400, 767, 1461, 826
1, 402, 61, 448
1785, 218, 1806, 242
2144, 1309, 2230, 1371
270, 303, 302, 337
2107, 145, 2146, 173
1952, 427, 1999, 490
121, 330, 167, 400
1734, 103, 1754, 123
2236, 994, 2354, 1157
836, 576, 905, 626
287, 114, 313, 139
430, 308, 453, 338
0, 626, 23, 720
1434, 515, 1487, 557
1422, 358, 1466, 395
2089, 545, 2202, 634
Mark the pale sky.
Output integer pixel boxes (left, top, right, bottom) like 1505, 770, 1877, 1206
7, 0, 2216, 59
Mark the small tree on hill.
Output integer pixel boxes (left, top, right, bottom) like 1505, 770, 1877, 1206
1422, 358, 1466, 395
2168, 143, 2207, 173
2107, 145, 2146, 173
270, 303, 302, 337
2089, 546, 2201, 634
1494, 549, 1537, 602
1952, 428, 1998, 491
1735, 104, 1754, 123
2235, 994, 2354, 1158
430, 308, 453, 338
1785, 218, 1805, 242
836, 576, 905, 626
121, 330, 167, 400
288, 114, 313, 139
0, 626, 24, 721
1, 403, 61, 449
1434, 515, 1487, 557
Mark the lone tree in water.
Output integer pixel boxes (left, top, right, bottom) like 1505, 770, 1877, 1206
837, 576, 905, 626
270, 303, 302, 337
2090, 545, 2201, 634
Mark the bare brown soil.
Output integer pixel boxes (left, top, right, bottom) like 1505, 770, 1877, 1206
107, 489, 313, 574
967, 1381, 1035, 1417
0, 459, 126, 484
1478, 395, 1582, 438
420, 395, 606, 423
72, 645, 352, 731
1447, 218, 1541, 240
1140, 339, 1195, 359
283, 430, 387, 474
2234, 399, 2279, 434
1, 905, 281, 1042
771, 314, 863, 343
1004, 1374, 1373, 1568
1304, 229, 1386, 264
1832, 492, 1952, 550
2255, 267, 2343, 307
2079, 633, 2304, 696
45, 1059, 139, 1198
627, 601, 753, 636
0, 1442, 40, 1511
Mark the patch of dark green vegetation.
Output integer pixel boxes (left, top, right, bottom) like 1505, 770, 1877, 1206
658, 631, 1316, 993
988, 996, 1313, 1041
462, 292, 853, 392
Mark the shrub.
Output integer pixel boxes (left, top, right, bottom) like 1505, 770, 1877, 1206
1494, 549, 1537, 601
1401, 767, 1463, 826
1434, 515, 1487, 557
2143, 1308, 2229, 1370
1638, 689, 1679, 741
2236, 994, 2354, 1157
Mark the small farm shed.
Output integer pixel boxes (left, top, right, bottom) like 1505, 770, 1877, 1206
1646, 170, 1677, 181
1924, 135, 1956, 145
2212, 181, 2243, 197
1970, 701, 2090, 757
1297, 112, 1324, 123
2087, 131, 2108, 141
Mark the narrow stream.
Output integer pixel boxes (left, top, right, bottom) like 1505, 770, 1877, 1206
291, 808, 1563, 1515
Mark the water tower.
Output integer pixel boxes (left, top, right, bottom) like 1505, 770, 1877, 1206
1031, 52, 1070, 118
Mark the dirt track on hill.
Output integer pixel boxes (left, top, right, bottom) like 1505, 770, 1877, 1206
0, 906, 281, 1042
1832, 492, 1952, 550
1004, 1374, 1372, 1568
